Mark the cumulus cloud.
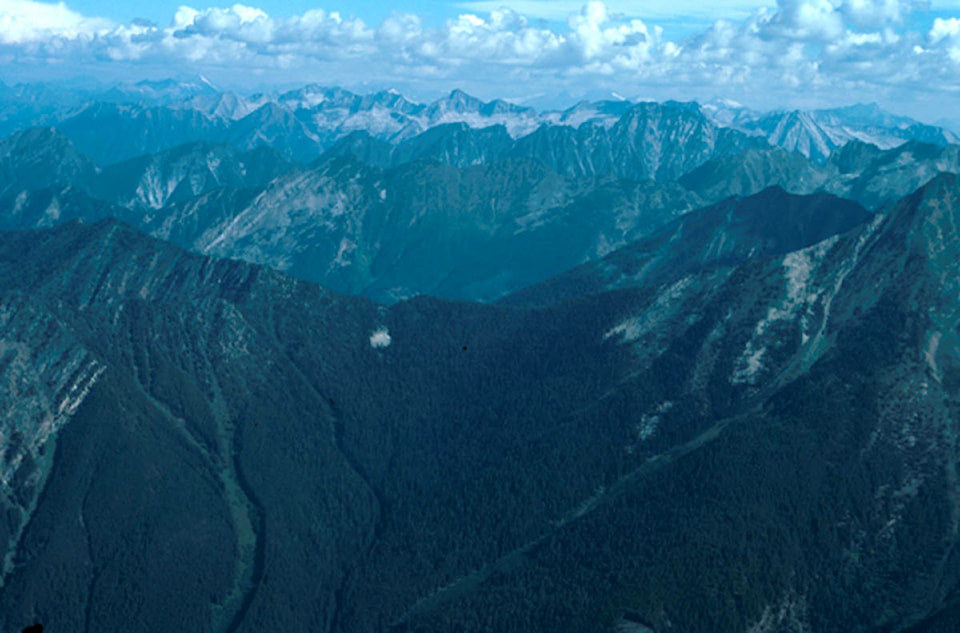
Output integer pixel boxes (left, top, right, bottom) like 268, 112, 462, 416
765, 0, 845, 41
0, 0, 959, 117
929, 15, 960, 61
842, 0, 910, 28
369, 327, 392, 349
931, 15, 960, 40
455, 0, 765, 22
0, 0, 111, 44
676, 0, 957, 112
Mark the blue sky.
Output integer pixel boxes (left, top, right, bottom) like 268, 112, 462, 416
51, 1, 960, 36
45, 1, 757, 27
2, 1, 960, 121
65, 1, 440, 27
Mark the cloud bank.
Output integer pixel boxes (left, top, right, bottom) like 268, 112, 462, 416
0, 1, 958, 118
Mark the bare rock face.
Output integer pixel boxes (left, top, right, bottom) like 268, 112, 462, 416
0, 296, 103, 486
0, 293, 105, 597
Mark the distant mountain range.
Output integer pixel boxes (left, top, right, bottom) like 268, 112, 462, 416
702, 99, 960, 164
0, 99, 958, 303
1, 78, 956, 165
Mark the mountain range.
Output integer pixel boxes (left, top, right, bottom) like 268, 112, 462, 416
1, 93, 959, 304
2, 173, 960, 631
1, 79, 957, 165
1, 80, 960, 632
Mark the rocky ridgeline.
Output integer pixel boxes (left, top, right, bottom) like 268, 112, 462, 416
0, 294, 104, 489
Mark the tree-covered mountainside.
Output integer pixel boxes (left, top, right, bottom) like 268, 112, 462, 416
1, 114, 958, 306
502, 186, 872, 307
1, 83, 958, 310
2, 172, 960, 631
2, 81, 960, 633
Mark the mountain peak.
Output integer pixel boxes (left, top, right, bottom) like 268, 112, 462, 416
437, 89, 484, 112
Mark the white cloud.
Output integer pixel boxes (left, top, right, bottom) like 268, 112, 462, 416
0, 1, 959, 119
779, 0, 845, 40
0, 0, 111, 44
929, 15, 960, 59
930, 15, 960, 39
369, 327, 392, 348
455, 0, 770, 22
842, 0, 910, 28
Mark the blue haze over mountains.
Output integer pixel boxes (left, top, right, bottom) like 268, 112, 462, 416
2, 78, 960, 632
1, 79, 959, 303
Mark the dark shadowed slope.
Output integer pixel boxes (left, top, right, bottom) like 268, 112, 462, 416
503, 185, 872, 307
1, 175, 960, 631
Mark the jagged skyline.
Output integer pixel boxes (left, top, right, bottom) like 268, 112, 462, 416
1, 1, 960, 123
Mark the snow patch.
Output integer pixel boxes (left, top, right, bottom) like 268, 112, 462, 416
370, 327, 392, 349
